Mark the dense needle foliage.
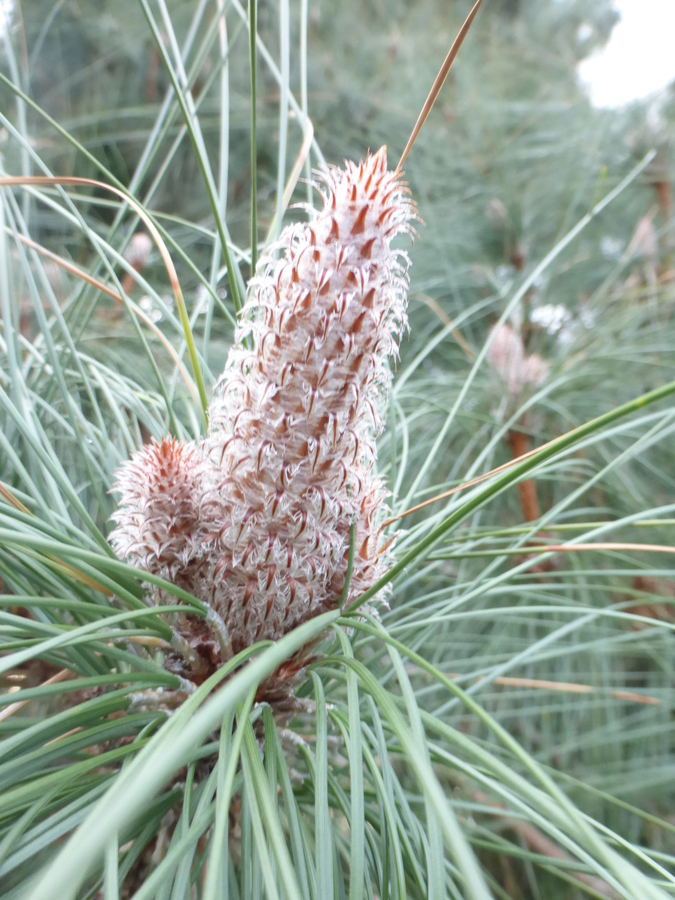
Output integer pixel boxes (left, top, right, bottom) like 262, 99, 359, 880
0, 0, 674, 898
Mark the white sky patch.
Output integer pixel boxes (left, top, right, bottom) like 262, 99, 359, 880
0, 1, 14, 38
578, 0, 675, 107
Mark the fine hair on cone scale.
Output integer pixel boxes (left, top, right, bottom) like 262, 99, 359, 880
110, 1, 483, 691
111, 148, 415, 678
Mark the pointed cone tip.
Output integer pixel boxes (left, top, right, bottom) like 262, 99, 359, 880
372, 145, 388, 169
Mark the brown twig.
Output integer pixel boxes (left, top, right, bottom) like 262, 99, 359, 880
383, 434, 552, 527
397, 0, 485, 171
507, 427, 540, 522
0, 668, 73, 723
654, 180, 672, 224
486, 675, 660, 707
413, 293, 475, 360
435, 671, 661, 707
0, 482, 31, 515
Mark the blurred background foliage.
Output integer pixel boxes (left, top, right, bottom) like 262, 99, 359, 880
10, 0, 674, 372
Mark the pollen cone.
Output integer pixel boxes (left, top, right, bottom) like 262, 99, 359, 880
110, 437, 204, 579
112, 147, 415, 667
203, 147, 414, 653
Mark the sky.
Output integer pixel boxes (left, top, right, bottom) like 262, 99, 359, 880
578, 0, 675, 107
0, 0, 12, 34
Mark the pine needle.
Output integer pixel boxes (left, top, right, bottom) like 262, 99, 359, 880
397, 0, 485, 171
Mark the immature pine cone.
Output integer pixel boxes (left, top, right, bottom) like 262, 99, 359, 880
111, 147, 414, 661
110, 437, 204, 581
487, 323, 549, 397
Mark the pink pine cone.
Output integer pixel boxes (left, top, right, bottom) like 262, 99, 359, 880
487, 323, 525, 396
487, 323, 549, 396
110, 437, 205, 580
111, 147, 414, 664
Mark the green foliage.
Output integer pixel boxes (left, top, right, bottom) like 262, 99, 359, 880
0, 0, 674, 897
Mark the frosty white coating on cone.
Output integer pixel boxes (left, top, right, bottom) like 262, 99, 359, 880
110, 437, 205, 579
110, 146, 414, 667
203, 146, 414, 651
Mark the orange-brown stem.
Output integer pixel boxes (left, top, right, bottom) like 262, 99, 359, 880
146, 46, 160, 103
507, 428, 540, 522
121, 263, 142, 297
654, 180, 672, 223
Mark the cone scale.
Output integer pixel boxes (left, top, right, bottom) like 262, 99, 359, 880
111, 147, 414, 672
